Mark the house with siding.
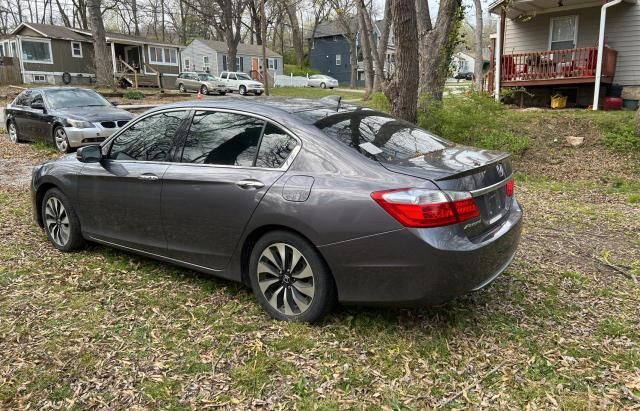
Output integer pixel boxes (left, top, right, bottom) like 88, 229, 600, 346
308, 19, 395, 87
3, 22, 182, 86
489, 0, 640, 109
180, 39, 283, 80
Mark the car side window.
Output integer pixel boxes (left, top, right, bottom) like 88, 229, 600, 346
108, 110, 189, 162
229, 73, 237, 80
255, 123, 297, 168
220, 72, 227, 79
30, 92, 43, 107
13, 90, 31, 106
181, 111, 264, 166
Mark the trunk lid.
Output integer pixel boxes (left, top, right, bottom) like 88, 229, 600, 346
381, 146, 514, 237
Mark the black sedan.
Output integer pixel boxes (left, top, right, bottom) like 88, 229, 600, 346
5, 87, 134, 153
31, 97, 522, 322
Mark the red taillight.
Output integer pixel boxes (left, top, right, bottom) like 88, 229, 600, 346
506, 179, 515, 197
371, 188, 480, 228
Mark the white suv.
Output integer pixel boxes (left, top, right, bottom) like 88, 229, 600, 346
219, 72, 264, 96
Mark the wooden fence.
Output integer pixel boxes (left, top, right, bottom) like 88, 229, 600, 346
0, 57, 21, 85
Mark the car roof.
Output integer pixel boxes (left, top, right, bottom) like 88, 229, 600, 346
18, 87, 94, 93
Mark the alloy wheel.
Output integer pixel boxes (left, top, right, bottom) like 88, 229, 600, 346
179, 84, 186, 93
200, 85, 208, 95
45, 197, 70, 247
54, 128, 69, 153
239, 86, 247, 96
257, 242, 315, 315
8, 122, 18, 143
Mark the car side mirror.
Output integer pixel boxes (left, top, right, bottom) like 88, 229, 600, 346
31, 101, 45, 111
76, 145, 103, 163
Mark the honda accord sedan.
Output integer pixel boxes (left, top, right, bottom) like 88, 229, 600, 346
6, 87, 134, 153
31, 97, 522, 322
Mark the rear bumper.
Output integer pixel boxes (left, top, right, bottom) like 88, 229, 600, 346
319, 198, 523, 306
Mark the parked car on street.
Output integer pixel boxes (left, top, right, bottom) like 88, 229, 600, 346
307, 74, 339, 89
219, 71, 264, 95
31, 97, 522, 322
5, 87, 134, 153
175, 72, 228, 95
454, 72, 475, 81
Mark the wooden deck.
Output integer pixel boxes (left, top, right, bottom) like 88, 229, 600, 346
500, 47, 617, 88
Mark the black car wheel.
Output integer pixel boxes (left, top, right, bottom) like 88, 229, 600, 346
200, 85, 209, 95
42, 188, 85, 252
7, 120, 21, 143
249, 230, 336, 322
255, 91, 263, 96
320, 82, 326, 89
179, 83, 186, 93
53, 126, 71, 153
239, 85, 247, 96
219, 92, 226, 96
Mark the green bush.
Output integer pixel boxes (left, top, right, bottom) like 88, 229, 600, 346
283, 64, 320, 77
368, 92, 391, 112
123, 90, 145, 100
602, 118, 640, 153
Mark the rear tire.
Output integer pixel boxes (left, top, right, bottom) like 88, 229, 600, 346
200, 85, 209, 95
249, 231, 336, 322
320, 82, 326, 89
7, 120, 21, 143
42, 188, 85, 252
179, 83, 186, 93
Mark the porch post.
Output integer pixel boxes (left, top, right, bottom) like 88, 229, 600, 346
495, 9, 505, 101
110, 42, 117, 74
592, 0, 623, 111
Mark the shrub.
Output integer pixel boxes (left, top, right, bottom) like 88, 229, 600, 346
123, 90, 145, 100
368, 92, 390, 112
283, 64, 320, 77
602, 118, 640, 153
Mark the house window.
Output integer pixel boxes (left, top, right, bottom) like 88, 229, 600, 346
21, 39, 52, 63
34, 74, 46, 82
268, 58, 277, 70
236, 56, 243, 72
311, 40, 315, 49
336, 54, 342, 66
202, 55, 209, 71
149, 46, 177, 65
71, 41, 82, 58
550, 15, 578, 50
0, 44, 4, 57
184, 58, 190, 70
11, 41, 17, 57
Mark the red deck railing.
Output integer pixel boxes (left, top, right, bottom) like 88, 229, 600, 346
500, 47, 617, 86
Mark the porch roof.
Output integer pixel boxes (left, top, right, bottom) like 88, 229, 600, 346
489, 0, 636, 19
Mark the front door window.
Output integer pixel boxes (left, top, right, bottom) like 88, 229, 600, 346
550, 16, 577, 50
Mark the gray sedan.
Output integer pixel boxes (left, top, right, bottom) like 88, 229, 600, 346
307, 75, 339, 89
30, 97, 522, 322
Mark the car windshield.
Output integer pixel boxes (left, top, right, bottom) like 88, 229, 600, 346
236, 73, 252, 80
303, 108, 451, 163
45, 89, 110, 109
198, 74, 216, 81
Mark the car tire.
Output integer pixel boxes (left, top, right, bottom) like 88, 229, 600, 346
179, 83, 186, 93
53, 126, 71, 153
7, 120, 21, 143
239, 85, 247, 96
42, 188, 85, 252
249, 230, 337, 322
320, 82, 326, 89
200, 85, 209, 95
255, 91, 263, 96
219, 92, 226, 96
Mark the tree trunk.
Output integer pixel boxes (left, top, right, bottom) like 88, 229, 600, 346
227, 30, 238, 71
472, 0, 483, 92
418, 0, 462, 100
286, 1, 304, 67
377, 0, 391, 85
384, 0, 418, 123
358, 0, 384, 92
348, 37, 357, 89
261, 0, 269, 95
131, 0, 140, 36
357, 2, 374, 98
87, 0, 113, 89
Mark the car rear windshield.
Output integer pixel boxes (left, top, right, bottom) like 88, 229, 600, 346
199, 74, 216, 81
45, 89, 110, 109
304, 108, 451, 162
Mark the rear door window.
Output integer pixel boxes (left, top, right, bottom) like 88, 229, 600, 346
255, 123, 297, 168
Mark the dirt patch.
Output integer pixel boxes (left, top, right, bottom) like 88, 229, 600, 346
0, 136, 57, 189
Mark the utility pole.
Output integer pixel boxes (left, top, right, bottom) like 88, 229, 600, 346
261, 0, 269, 95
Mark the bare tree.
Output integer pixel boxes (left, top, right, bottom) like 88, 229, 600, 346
384, 0, 418, 122
356, 0, 374, 98
285, 0, 304, 66
472, 0, 483, 91
87, 0, 114, 88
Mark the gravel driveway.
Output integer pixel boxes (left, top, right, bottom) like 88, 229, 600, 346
0, 134, 58, 189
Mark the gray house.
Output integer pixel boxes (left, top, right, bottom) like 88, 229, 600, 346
2, 22, 183, 86
489, 0, 640, 108
181, 39, 283, 79
309, 19, 395, 86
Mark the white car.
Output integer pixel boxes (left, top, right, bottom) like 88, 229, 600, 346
219, 71, 264, 96
307, 75, 339, 89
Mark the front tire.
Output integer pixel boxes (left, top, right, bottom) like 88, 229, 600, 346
219, 91, 226, 96
42, 188, 85, 252
249, 231, 336, 322
255, 91, 263, 96
53, 126, 71, 153
7, 120, 21, 143
239, 85, 247, 96
320, 82, 326, 89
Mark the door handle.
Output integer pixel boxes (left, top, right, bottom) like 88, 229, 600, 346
236, 179, 265, 189
138, 174, 159, 182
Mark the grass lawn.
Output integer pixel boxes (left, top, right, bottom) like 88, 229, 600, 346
0, 107, 638, 409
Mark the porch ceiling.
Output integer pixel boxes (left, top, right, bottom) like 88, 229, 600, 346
489, 0, 636, 19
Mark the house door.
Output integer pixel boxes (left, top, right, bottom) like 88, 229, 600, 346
550, 16, 578, 50
251, 57, 259, 72
125, 46, 141, 70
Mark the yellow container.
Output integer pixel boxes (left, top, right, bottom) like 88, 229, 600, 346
551, 94, 568, 109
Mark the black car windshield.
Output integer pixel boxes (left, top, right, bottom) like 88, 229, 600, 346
304, 108, 451, 162
45, 89, 110, 109
198, 74, 216, 81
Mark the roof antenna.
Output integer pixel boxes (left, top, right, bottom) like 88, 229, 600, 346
320, 95, 341, 112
